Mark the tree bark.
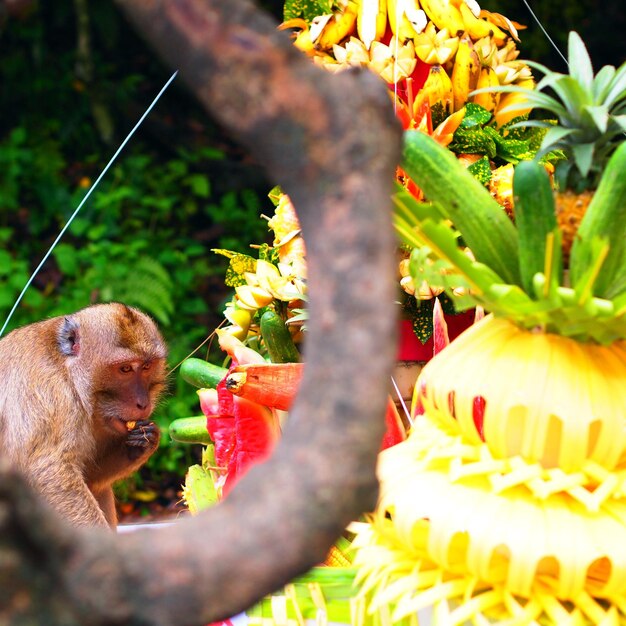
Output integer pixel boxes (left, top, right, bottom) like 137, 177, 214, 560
0, 1, 402, 624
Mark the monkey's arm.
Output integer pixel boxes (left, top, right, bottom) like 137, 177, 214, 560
32, 463, 110, 528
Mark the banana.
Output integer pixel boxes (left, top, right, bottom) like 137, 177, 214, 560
357, 0, 388, 49
388, 0, 427, 41
278, 19, 316, 55
471, 66, 500, 112
494, 77, 535, 126
316, 0, 360, 49
451, 37, 471, 111
414, 64, 454, 118
419, 0, 464, 35
458, 2, 507, 45
450, 35, 476, 111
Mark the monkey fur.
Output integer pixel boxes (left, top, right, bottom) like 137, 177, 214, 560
0, 303, 167, 528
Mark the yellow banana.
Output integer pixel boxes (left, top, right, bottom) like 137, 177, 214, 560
414, 64, 453, 118
458, 2, 507, 45
494, 77, 535, 126
357, 0, 388, 49
419, 0, 464, 35
451, 35, 470, 111
388, 0, 427, 41
451, 35, 480, 111
472, 66, 500, 112
316, 1, 359, 49
278, 19, 316, 55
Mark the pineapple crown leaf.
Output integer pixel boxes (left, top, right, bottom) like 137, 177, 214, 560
592, 64, 617, 101
570, 142, 595, 178
472, 32, 626, 190
602, 61, 626, 107
566, 31, 594, 90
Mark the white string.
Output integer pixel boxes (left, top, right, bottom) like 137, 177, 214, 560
0, 70, 179, 338
391, 375, 414, 426
393, 0, 400, 112
520, 0, 568, 67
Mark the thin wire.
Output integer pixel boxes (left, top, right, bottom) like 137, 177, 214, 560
391, 375, 413, 426
393, 2, 400, 112
0, 70, 179, 338
520, 0, 568, 67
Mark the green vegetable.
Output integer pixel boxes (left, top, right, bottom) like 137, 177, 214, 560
169, 415, 212, 444
570, 141, 626, 299
512, 160, 562, 294
260, 310, 300, 363
401, 130, 521, 286
180, 358, 228, 389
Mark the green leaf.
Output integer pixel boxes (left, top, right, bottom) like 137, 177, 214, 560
604, 62, 626, 108
467, 156, 492, 185
53, 243, 78, 276
412, 299, 434, 344
0, 251, 12, 276
583, 105, 609, 134
402, 131, 520, 286
186, 174, 210, 198
283, 0, 327, 22
539, 125, 575, 153
567, 31, 594, 92
571, 141, 626, 297
224, 254, 256, 287
450, 127, 497, 158
459, 103, 493, 128
268, 186, 283, 206
571, 142, 595, 178
592, 65, 617, 102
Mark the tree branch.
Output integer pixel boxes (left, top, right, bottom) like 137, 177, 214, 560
0, 1, 401, 623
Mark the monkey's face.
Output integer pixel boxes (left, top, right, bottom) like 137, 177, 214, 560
93, 358, 167, 435
56, 304, 169, 436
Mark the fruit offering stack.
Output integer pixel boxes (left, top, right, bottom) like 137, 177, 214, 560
282, 0, 532, 134
351, 32, 626, 624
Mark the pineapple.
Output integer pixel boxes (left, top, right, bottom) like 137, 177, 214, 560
352, 33, 626, 625
482, 31, 626, 259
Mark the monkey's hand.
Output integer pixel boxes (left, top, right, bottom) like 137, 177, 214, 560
125, 420, 160, 462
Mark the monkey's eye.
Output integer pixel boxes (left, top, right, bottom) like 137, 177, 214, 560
142, 362, 152, 370
119, 364, 134, 374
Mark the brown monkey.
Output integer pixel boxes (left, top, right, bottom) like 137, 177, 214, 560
0, 302, 167, 528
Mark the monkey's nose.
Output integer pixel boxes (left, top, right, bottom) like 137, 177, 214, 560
134, 401, 151, 419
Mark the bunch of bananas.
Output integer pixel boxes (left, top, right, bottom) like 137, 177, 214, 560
281, 0, 532, 128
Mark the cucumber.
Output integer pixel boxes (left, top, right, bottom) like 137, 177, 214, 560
169, 415, 213, 444
512, 160, 562, 293
401, 130, 521, 286
570, 141, 626, 298
180, 358, 228, 389
260, 310, 300, 363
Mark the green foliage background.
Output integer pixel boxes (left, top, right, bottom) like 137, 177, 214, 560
0, 0, 278, 495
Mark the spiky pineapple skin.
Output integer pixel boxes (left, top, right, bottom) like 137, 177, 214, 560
555, 189, 594, 262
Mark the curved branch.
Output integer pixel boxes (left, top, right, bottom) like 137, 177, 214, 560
0, 0, 401, 624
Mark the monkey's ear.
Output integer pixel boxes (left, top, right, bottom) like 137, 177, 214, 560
58, 316, 80, 356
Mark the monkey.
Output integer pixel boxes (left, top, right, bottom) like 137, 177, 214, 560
0, 302, 168, 528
